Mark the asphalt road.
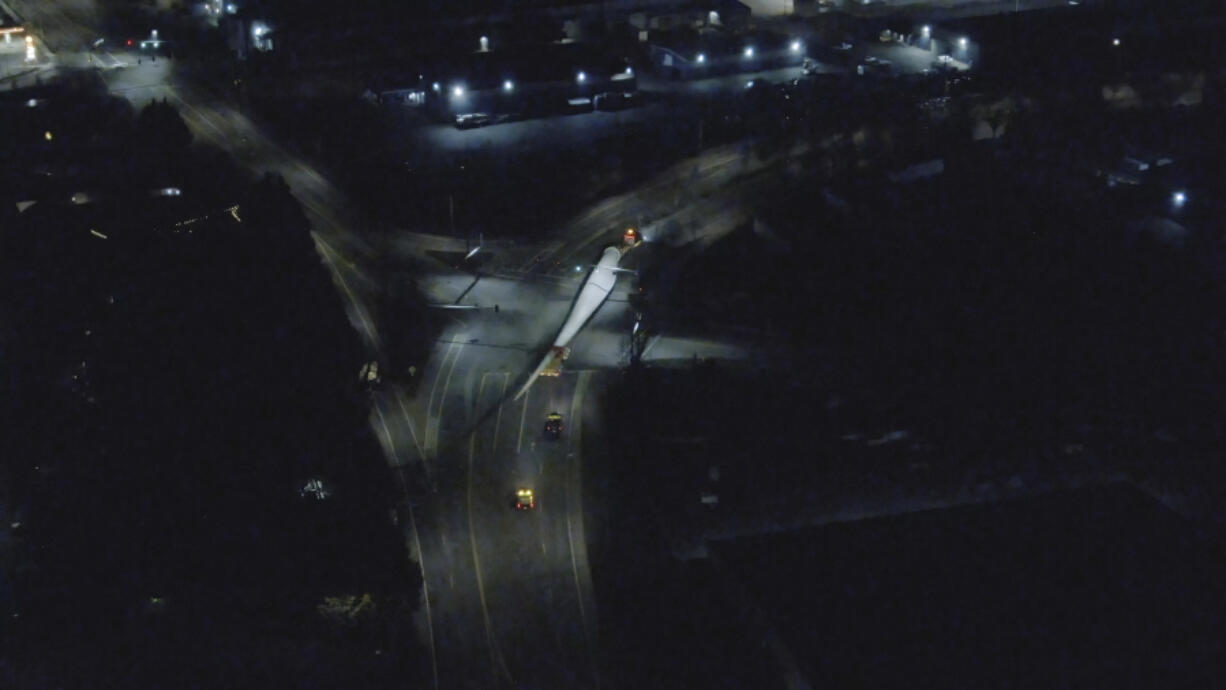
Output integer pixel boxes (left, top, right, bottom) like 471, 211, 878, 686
15, 3, 767, 686
403, 63, 810, 158
396, 369, 601, 689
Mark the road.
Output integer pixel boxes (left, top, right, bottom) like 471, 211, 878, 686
403, 63, 810, 157
15, 2, 772, 687
386, 367, 601, 689
379, 132, 783, 687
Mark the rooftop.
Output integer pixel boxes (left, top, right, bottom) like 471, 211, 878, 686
713, 483, 1226, 688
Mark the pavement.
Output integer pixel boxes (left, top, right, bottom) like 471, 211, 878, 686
8, 2, 780, 687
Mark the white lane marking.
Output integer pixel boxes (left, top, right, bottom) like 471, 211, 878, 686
467, 374, 514, 686
372, 399, 398, 463
516, 384, 531, 454
519, 240, 564, 273
423, 341, 456, 458
565, 371, 600, 689
425, 339, 465, 459
406, 500, 440, 690
490, 373, 509, 447
395, 388, 432, 488
313, 232, 382, 351
375, 401, 440, 690
439, 530, 454, 590
159, 91, 380, 355
160, 88, 230, 142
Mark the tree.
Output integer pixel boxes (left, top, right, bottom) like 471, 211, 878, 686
134, 98, 192, 154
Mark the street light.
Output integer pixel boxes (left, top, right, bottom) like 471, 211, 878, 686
503, 79, 514, 92
452, 84, 464, 98
1112, 37, 1121, 46
922, 25, 930, 37
1173, 191, 1187, 208
480, 35, 489, 52
696, 53, 706, 64
576, 71, 586, 83
790, 40, 802, 53
743, 45, 755, 58
959, 37, 968, 49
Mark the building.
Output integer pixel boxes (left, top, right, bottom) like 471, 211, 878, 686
1, 2, 25, 45
647, 27, 805, 79
376, 42, 636, 122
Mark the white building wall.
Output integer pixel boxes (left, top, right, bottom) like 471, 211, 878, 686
738, 0, 793, 16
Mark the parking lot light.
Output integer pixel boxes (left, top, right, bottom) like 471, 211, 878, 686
1112, 37, 1121, 46
959, 37, 968, 49
743, 45, 754, 58
503, 79, 513, 92
452, 85, 464, 98
1173, 190, 1187, 207
576, 71, 586, 83
790, 40, 801, 53
696, 53, 706, 64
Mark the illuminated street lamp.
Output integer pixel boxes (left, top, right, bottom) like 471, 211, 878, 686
452, 84, 465, 98
576, 71, 586, 83
480, 35, 489, 52
503, 79, 514, 92
743, 45, 754, 58
1112, 37, 1121, 46
696, 53, 706, 64
959, 37, 968, 49
1172, 190, 1187, 208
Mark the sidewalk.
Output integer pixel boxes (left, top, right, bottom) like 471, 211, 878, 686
0, 64, 55, 91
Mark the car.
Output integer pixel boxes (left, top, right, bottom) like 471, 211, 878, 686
455, 113, 492, 130
515, 488, 536, 510
544, 412, 563, 438
594, 92, 634, 111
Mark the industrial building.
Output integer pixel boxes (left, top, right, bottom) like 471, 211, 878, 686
374, 41, 636, 123
647, 27, 807, 79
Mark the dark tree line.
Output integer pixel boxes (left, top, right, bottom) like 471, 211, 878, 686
2, 95, 424, 688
